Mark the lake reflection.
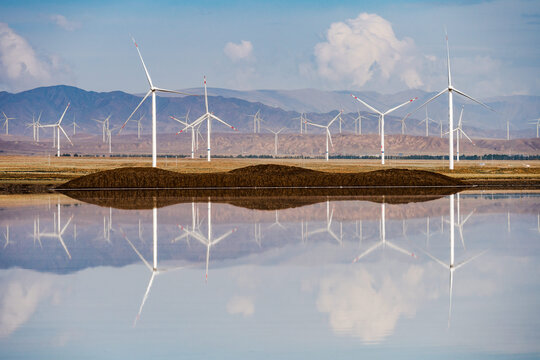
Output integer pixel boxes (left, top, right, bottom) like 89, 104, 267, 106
0, 192, 539, 359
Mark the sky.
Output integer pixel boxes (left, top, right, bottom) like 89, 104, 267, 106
0, 0, 539, 97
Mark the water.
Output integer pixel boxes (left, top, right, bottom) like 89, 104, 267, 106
0, 192, 539, 359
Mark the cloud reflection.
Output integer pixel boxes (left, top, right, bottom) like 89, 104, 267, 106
226, 295, 255, 317
317, 265, 425, 343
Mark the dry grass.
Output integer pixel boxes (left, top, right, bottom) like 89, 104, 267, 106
0, 155, 539, 186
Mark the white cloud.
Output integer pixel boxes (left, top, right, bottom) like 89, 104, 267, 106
226, 295, 254, 317
50, 14, 81, 31
224, 40, 254, 62
311, 13, 423, 90
0, 22, 73, 92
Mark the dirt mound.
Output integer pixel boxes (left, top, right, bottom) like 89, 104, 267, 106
58, 164, 464, 189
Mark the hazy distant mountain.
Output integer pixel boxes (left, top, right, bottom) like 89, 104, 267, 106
0, 85, 538, 140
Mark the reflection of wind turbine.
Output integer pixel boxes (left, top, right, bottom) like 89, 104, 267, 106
3, 225, 10, 248
421, 194, 487, 327
39, 103, 73, 157
402, 31, 494, 170
39, 202, 73, 259
353, 202, 417, 262
180, 201, 236, 282
304, 111, 342, 161
178, 77, 238, 162
305, 201, 342, 246
266, 127, 286, 156
351, 95, 417, 164
120, 37, 194, 168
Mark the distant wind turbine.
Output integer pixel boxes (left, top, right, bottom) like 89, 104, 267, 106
266, 127, 286, 156
68, 116, 80, 136
304, 111, 342, 161
93, 115, 111, 143
418, 107, 438, 137
351, 95, 417, 164
1, 112, 15, 135
171, 108, 203, 159
40, 103, 73, 157
444, 106, 474, 162
402, 31, 494, 170
120, 36, 194, 168
247, 110, 263, 133
528, 118, 539, 138
177, 76, 238, 162
39, 201, 73, 259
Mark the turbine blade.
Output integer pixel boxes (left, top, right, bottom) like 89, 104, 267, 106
57, 103, 70, 125
455, 250, 488, 270
352, 242, 382, 262
460, 129, 474, 143
210, 114, 237, 131
453, 88, 495, 112
59, 126, 73, 145
328, 129, 334, 149
131, 36, 154, 89
384, 97, 418, 115
386, 241, 417, 258
351, 94, 381, 114
420, 248, 448, 269
154, 87, 197, 96
120, 90, 151, 133
404, 89, 447, 120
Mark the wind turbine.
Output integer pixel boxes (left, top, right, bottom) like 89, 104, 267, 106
402, 31, 494, 170
350, 111, 363, 135
353, 202, 417, 262
266, 127, 286, 157
529, 118, 540, 138
120, 37, 194, 168
93, 115, 111, 143
1, 112, 15, 135
39, 103, 73, 157
121, 206, 184, 326
171, 109, 203, 159
418, 107, 438, 137
39, 201, 73, 259
351, 95, 417, 165
177, 76, 238, 162
179, 201, 236, 282
68, 116, 80, 136
445, 106, 474, 162
293, 113, 308, 134
421, 194, 487, 327
247, 110, 263, 133
304, 111, 342, 161
3, 225, 10, 248
26, 113, 41, 141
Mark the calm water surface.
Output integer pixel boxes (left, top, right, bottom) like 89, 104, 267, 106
0, 192, 539, 359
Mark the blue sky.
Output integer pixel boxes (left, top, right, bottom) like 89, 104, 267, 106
0, 0, 539, 97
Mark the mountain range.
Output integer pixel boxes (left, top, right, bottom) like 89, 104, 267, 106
0, 85, 538, 140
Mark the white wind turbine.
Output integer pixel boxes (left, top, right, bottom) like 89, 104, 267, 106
94, 115, 111, 143
26, 112, 41, 141
350, 111, 363, 135
40, 103, 73, 157
528, 118, 539, 138
304, 111, 342, 161
421, 194, 487, 327
293, 113, 309, 134
351, 95, 417, 165
68, 116, 80, 136
402, 31, 494, 170
121, 207, 184, 326
171, 109, 203, 159
179, 201, 236, 282
266, 127, 286, 157
120, 37, 194, 168
135, 114, 144, 139
2, 111, 15, 135
445, 106, 474, 162
418, 107, 438, 137
353, 202, 417, 262
247, 110, 263, 133
177, 76, 238, 162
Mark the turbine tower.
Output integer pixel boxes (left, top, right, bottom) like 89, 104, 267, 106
94, 115, 111, 143
445, 106, 474, 162
418, 107, 437, 137
351, 95, 417, 165
266, 127, 286, 157
304, 111, 342, 161
247, 110, 263, 133
120, 37, 193, 168
171, 109, 202, 159
528, 118, 539, 138
403, 31, 494, 170
178, 76, 238, 162
39, 103, 73, 157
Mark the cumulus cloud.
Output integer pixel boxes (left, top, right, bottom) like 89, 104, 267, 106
316, 265, 425, 343
50, 14, 81, 31
224, 40, 254, 62
226, 295, 254, 317
311, 13, 423, 90
0, 22, 72, 92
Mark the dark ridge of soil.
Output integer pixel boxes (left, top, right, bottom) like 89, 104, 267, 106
57, 164, 464, 190
57, 187, 463, 210
0, 183, 56, 194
